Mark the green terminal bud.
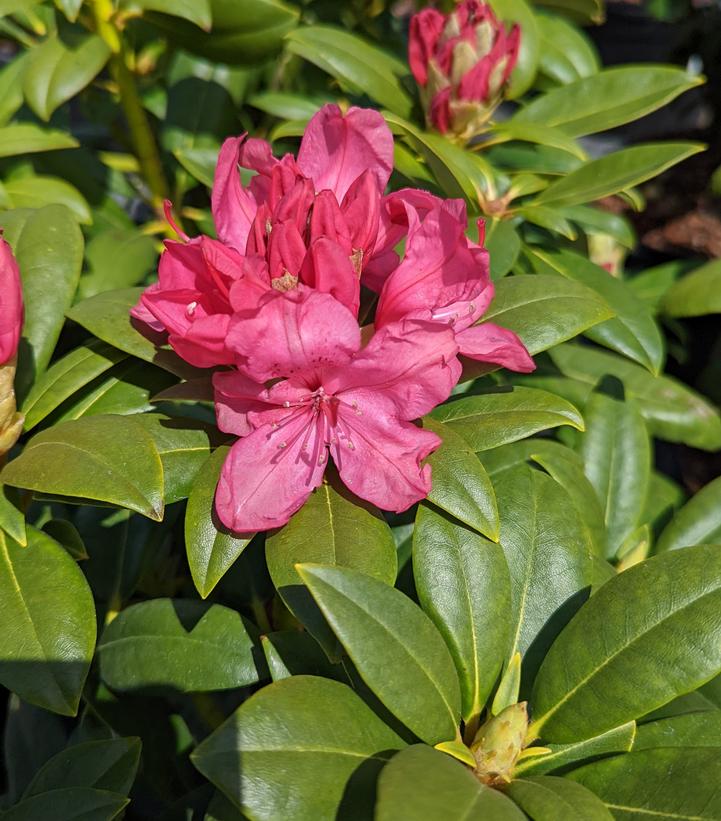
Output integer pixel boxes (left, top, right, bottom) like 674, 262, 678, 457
470, 702, 529, 787
0, 356, 23, 456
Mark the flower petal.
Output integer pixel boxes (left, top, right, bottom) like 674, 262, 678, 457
300, 237, 360, 317
215, 411, 326, 532
408, 7, 446, 86
0, 238, 22, 365
332, 401, 440, 513
297, 104, 394, 200
325, 318, 460, 420
213, 370, 276, 436
212, 136, 258, 253
226, 286, 360, 383
457, 322, 535, 372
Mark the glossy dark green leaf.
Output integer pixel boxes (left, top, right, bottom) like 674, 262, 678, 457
266, 480, 396, 652
0, 205, 83, 400
550, 343, 721, 451
3, 175, 91, 224
2, 414, 165, 520
0, 788, 128, 821
286, 26, 412, 117
249, 91, 329, 120
0, 482, 26, 546
135, 413, 215, 504
413, 505, 511, 721
186, 446, 254, 599
662, 259, 721, 317
569, 748, 721, 819
489, 122, 585, 159
298, 563, 461, 744
23, 31, 111, 121
121, 0, 212, 29
532, 545, 721, 743
536, 14, 599, 84
507, 776, 612, 820
495, 465, 593, 658
581, 393, 651, 557
66, 288, 193, 378
513, 722, 636, 776
485, 218, 521, 279
512, 66, 703, 136
423, 417, 499, 540
430, 387, 584, 452
192, 676, 405, 821
42, 519, 88, 561
634, 711, 721, 750
261, 630, 347, 683
479, 274, 613, 357
22, 341, 127, 431
656, 475, 721, 552
526, 248, 664, 373
0, 123, 79, 156
526, 444, 607, 557
79, 229, 157, 300
535, 143, 704, 208
0, 527, 96, 716
23, 737, 141, 797
559, 205, 636, 248
378, 747, 525, 820
98, 598, 263, 692
173, 147, 217, 187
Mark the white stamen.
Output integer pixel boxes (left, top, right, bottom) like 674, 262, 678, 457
186, 301, 198, 317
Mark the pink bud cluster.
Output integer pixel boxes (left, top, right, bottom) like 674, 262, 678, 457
409, 0, 520, 141
132, 105, 533, 532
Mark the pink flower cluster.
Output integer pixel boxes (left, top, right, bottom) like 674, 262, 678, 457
0, 237, 23, 367
132, 105, 533, 533
410, 0, 520, 140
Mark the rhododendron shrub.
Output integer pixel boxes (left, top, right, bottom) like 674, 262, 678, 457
1, 1, 720, 819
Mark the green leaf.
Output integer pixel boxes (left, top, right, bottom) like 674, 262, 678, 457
120, 0, 212, 29
23, 737, 141, 797
526, 248, 664, 373
490, 122, 585, 159
534, 143, 704, 208
2, 414, 165, 520
662, 258, 721, 317
413, 505, 511, 721
0, 205, 83, 400
172, 147, 217, 187
527, 444, 607, 557
580, 393, 651, 557
249, 91, 328, 120
298, 563, 461, 744
489, 0, 539, 98
536, 14, 600, 84
430, 386, 584, 452
531, 544, 721, 743
423, 417, 499, 540
22, 341, 126, 431
0, 788, 128, 821
3, 175, 91, 224
0, 123, 79, 157
0, 527, 96, 716
66, 287, 192, 378
23, 32, 111, 121
656, 475, 721, 552
507, 776, 613, 820
0, 52, 29, 126
628, 259, 691, 311
634, 711, 721, 750
42, 519, 88, 561
192, 676, 405, 821
495, 465, 593, 658
185, 446, 254, 599
559, 205, 636, 249
261, 630, 347, 683
54, 0, 83, 21
377, 745, 525, 820
286, 26, 412, 117
135, 413, 215, 504
266, 479, 396, 653
0, 485, 26, 546
513, 722, 636, 776
532, 0, 602, 23
478, 274, 614, 357
98, 598, 263, 692
512, 65, 704, 136
79, 229, 156, 299
515, 205, 577, 239
486, 218, 521, 279
549, 343, 721, 451
568, 748, 721, 819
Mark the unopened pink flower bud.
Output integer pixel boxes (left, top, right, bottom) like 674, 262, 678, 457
0, 237, 22, 367
409, 0, 520, 141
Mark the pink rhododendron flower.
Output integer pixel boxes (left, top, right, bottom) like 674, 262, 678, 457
409, 0, 520, 140
0, 237, 23, 366
212, 287, 460, 532
371, 193, 535, 373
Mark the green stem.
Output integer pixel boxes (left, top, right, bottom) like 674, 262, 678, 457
92, 0, 169, 212
250, 596, 272, 634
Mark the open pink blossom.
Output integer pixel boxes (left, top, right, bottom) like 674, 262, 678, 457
373, 194, 535, 373
409, 0, 520, 140
0, 237, 23, 366
213, 286, 460, 532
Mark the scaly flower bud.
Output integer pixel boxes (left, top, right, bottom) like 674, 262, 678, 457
0, 236, 24, 455
470, 701, 529, 787
409, 0, 520, 142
